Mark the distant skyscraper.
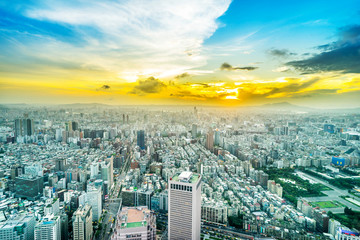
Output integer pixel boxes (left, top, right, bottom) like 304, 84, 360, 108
122, 114, 125, 124
101, 157, 114, 191
14, 118, 34, 138
206, 130, 214, 152
55, 159, 66, 172
137, 130, 145, 150
73, 204, 93, 240
168, 171, 202, 240
111, 206, 156, 240
191, 124, 197, 138
34, 215, 61, 240
214, 129, 220, 146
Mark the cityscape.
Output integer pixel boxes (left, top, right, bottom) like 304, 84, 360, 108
0, 104, 359, 240
1, 0, 360, 240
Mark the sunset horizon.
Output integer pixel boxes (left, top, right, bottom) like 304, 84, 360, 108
1, 0, 360, 107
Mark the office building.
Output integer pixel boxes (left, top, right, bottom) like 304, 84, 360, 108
34, 215, 61, 240
206, 130, 214, 152
73, 204, 93, 240
191, 124, 197, 138
201, 201, 228, 224
0, 214, 36, 240
86, 185, 102, 222
111, 206, 156, 240
168, 171, 202, 240
15, 175, 44, 200
14, 118, 34, 138
137, 130, 145, 150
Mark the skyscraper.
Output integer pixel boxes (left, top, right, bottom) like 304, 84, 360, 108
191, 124, 197, 138
73, 204, 93, 240
206, 130, 214, 152
168, 171, 202, 240
137, 130, 145, 150
14, 118, 34, 138
214, 129, 220, 146
86, 186, 102, 222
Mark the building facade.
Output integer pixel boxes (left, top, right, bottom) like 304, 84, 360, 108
73, 204, 93, 240
168, 171, 202, 240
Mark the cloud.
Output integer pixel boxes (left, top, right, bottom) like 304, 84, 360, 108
20, 0, 232, 76
272, 66, 291, 73
220, 62, 258, 71
96, 84, 111, 91
268, 48, 296, 57
175, 72, 190, 79
265, 77, 320, 96
129, 77, 166, 95
287, 25, 360, 74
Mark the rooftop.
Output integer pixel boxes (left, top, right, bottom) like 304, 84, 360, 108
171, 171, 200, 184
119, 207, 150, 229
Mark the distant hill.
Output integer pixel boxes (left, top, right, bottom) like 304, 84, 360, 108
254, 102, 360, 113
57, 103, 115, 108
255, 102, 315, 112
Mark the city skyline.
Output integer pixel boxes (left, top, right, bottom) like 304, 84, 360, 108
1, 1, 360, 108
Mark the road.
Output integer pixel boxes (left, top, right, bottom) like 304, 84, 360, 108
96, 153, 131, 240
202, 223, 257, 240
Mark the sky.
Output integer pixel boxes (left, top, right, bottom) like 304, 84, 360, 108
0, 0, 360, 108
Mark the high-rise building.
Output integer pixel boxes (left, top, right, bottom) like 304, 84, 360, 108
15, 175, 44, 200
214, 129, 220, 146
111, 206, 156, 240
73, 204, 93, 240
54, 159, 66, 172
137, 130, 145, 150
168, 171, 202, 240
90, 162, 99, 179
0, 214, 36, 240
206, 130, 214, 152
86, 186, 102, 222
34, 215, 61, 240
60, 212, 69, 240
191, 124, 197, 138
14, 118, 34, 138
201, 200, 228, 224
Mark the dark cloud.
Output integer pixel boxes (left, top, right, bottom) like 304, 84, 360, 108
287, 25, 360, 74
170, 90, 232, 101
129, 77, 166, 95
220, 62, 258, 71
175, 72, 190, 79
96, 85, 111, 91
236, 77, 321, 102
268, 48, 297, 57
266, 78, 320, 95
